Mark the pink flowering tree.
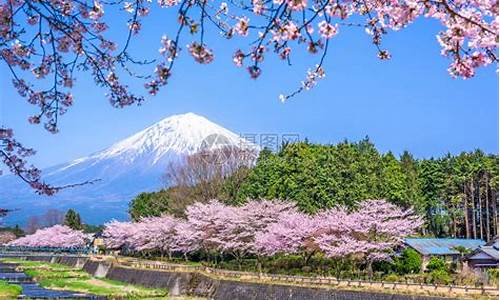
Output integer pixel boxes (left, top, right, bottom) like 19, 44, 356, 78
180, 199, 298, 265
102, 220, 138, 250
172, 220, 202, 260
103, 216, 195, 258
316, 199, 423, 276
350, 199, 423, 274
1, 0, 497, 193
183, 200, 236, 263
8, 224, 87, 248
254, 211, 321, 265
314, 206, 365, 260
128, 215, 180, 258
217, 199, 298, 268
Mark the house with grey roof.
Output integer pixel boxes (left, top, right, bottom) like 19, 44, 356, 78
464, 239, 499, 272
404, 238, 486, 271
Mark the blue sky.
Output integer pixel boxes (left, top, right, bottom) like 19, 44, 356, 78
0, 11, 498, 169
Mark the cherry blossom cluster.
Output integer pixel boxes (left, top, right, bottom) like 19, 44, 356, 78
199, 0, 496, 96
103, 199, 297, 259
2, 0, 144, 133
103, 216, 180, 258
188, 42, 215, 64
0, 0, 147, 191
102, 199, 422, 264
254, 200, 423, 263
8, 225, 88, 248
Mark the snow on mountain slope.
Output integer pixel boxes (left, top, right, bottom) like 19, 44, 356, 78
0, 113, 258, 225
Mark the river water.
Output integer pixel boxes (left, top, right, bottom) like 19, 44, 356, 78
0, 263, 102, 299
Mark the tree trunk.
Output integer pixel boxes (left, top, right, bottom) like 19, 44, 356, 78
471, 179, 477, 239
303, 251, 315, 266
485, 175, 491, 241
367, 260, 373, 278
452, 213, 457, 238
235, 253, 242, 270
493, 190, 499, 238
464, 184, 470, 239
479, 176, 484, 241
256, 257, 263, 275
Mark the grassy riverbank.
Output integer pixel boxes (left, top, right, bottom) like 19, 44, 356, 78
0, 258, 168, 299
0, 280, 22, 298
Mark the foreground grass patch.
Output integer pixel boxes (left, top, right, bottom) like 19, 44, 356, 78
1, 258, 89, 280
24, 268, 90, 280
39, 277, 167, 298
0, 281, 22, 298
1, 258, 77, 270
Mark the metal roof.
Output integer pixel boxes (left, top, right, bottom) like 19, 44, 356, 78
478, 246, 499, 260
404, 238, 485, 255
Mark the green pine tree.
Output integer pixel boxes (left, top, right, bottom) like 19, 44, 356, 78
64, 209, 82, 230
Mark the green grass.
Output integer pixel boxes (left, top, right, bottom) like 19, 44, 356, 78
0, 281, 22, 298
0, 258, 89, 281
24, 268, 90, 280
0, 258, 78, 270
39, 277, 167, 298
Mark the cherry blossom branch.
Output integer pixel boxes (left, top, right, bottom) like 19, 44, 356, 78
1, 128, 100, 195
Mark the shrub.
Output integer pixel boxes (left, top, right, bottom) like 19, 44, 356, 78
428, 269, 452, 285
396, 248, 422, 274
403, 273, 427, 283
455, 269, 481, 286
373, 260, 394, 274
384, 273, 400, 282
426, 257, 447, 272
487, 268, 499, 286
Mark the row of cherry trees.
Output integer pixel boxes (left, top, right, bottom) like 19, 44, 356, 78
103, 199, 423, 268
7, 224, 87, 248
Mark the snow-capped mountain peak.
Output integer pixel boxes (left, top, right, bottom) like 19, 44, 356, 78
100, 112, 243, 158
53, 112, 250, 173
1, 113, 258, 225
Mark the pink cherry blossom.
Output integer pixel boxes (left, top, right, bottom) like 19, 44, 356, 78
318, 21, 338, 39
254, 211, 319, 257
234, 17, 250, 36
188, 42, 215, 64
98, 199, 422, 266
8, 225, 87, 248
102, 220, 137, 249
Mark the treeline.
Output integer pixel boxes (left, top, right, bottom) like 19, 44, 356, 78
7, 208, 102, 235
130, 138, 499, 241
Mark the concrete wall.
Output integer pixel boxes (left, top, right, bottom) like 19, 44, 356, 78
211, 281, 451, 300
106, 266, 200, 296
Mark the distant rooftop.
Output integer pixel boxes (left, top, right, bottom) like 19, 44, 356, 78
405, 238, 486, 255
478, 246, 499, 260
487, 239, 499, 250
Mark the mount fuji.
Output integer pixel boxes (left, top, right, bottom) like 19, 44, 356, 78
0, 113, 257, 225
